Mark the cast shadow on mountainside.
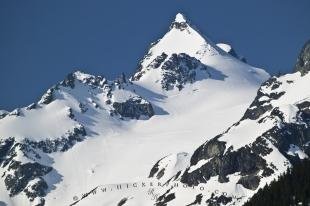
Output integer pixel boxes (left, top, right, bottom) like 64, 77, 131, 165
44, 169, 63, 194
205, 66, 228, 81
130, 84, 169, 116
0, 201, 6, 206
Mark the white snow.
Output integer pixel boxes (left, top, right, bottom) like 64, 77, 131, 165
219, 118, 275, 151
150, 152, 190, 182
0, 100, 77, 141
216, 43, 233, 53
175, 13, 187, 23
188, 158, 211, 173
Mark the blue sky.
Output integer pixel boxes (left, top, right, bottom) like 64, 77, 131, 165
0, 0, 309, 110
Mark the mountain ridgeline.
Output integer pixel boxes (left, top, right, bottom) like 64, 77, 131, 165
0, 13, 309, 206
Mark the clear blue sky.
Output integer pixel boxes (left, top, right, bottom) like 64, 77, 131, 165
0, 0, 309, 110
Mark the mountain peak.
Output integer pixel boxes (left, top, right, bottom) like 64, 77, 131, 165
174, 13, 187, 23
132, 13, 269, 89
170, 13, 190, 31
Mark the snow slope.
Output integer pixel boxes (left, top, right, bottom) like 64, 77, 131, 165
0, 13, 269, 206
73, 69, 310, 206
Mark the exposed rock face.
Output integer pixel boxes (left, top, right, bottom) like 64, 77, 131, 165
132, 52, 210, 90
148, 153, 190, 183
0, 124, 86, 204
181, 137, 272, 189
0, 138, 15, 165
39, 88, 55, 105
170, 13, 189, 31
149, 156, 167, 179
117, 197, 129, 206
23, 124, 86, 153
23, 177, 48, 201
161, 53, 208, 90
60, 72, 76, 88
170, 20, 188, 31
155, 189, 176, 206
148, 53, 168, 69
112, 97, 154, 119
61, 71, 107, 89
241, 77, 285, 121
294, 40, 310, 75
0, 138, 53, 201
4, 161, 52, 197
264, 123, 310, 162
31, 70, 155, 122
0, 110, 8, 119
206, 194, 232, 206
186, 194, 203, 205
38, 71, 109, 107
237, 175, 260, 190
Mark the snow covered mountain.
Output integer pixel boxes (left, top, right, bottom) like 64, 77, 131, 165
72, 40, 310, 206
151, 71, 310, 206
0, 13, 272, 206
143, 41, 310, 206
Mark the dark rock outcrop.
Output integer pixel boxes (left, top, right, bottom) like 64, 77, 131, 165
0, 138, 15, 165
62, 71, 107, 89
4, 161, 52, 197
294, 40, 310, 75
112, 97, 154, 119
149, 156, 166, 179
241, 77, 285, 121
0, 139, 53, 202
24, 124, 86, 153
170, 20, 188, 31
0, 111, 8, 119
161, 53, 208, 90
155, 189, 176, 206
206, 194, 232, 206
181, 137, 272, 189
0, 124, 86, 204
117, 197, 129, 206
23, 177, 49, 201
186, 194, 203, 205
237, 175, 260, 190
148, 53, 168, 69
39, 88, 54, 105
